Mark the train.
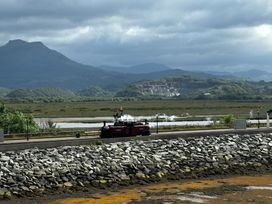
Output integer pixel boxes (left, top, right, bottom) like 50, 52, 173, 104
100, 113, 150, 138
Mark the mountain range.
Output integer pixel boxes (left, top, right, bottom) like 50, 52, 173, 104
1, 39, 272, 100
204, 69, 272, 82
0, 39, 240, 91
99, 63, 172, 73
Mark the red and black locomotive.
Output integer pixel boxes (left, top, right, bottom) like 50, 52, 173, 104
100, 110, 150, 138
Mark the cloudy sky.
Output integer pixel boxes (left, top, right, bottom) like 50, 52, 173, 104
1, 0, 272, 71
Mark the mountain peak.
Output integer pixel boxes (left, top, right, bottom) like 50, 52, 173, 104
7, 39, 27, 44
5, 39, 45, 48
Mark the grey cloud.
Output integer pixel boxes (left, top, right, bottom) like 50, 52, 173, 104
1, 0, 272, 71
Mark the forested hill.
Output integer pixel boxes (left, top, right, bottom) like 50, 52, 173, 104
2, 77, 272, 101
116, 77, 272, 100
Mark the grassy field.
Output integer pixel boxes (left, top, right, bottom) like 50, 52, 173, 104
5, 99, 272, 118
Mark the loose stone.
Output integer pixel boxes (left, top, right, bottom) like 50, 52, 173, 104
0, 133, 271, 199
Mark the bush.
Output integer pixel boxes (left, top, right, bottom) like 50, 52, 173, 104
95, 140, 103, 145
223, 114, 235, 126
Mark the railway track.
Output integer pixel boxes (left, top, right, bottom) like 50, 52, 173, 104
1, 128, 272, 152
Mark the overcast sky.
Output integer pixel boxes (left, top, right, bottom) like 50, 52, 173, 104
1, 0, 272, 71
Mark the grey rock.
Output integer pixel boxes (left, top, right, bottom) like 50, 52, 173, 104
0, 132, 271, 196
0, 156, 10, 162
63, 182, 73, 187
136, 172, 146, 179
3, 191, 12, 199
0, 188, 7, 198
21, 186, 30, 192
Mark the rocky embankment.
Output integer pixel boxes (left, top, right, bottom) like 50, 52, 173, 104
0, 133, 272, 199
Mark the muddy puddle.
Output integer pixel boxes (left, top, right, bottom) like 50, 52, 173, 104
51, 174, 272, 204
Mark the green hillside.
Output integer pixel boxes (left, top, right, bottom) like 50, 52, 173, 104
116, 77, 272, 100
77, 86, 112, 97
6, 88, 76, 101
3, 77, 272, 101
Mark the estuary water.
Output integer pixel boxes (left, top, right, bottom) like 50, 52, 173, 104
54, 120, 215, 129
35, 119, 270, 129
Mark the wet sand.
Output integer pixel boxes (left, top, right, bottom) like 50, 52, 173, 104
2, 174, 272, 204
1, 174, 266, 204
52, 174, 272, 204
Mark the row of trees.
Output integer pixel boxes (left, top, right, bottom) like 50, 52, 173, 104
0, 102, 38, 134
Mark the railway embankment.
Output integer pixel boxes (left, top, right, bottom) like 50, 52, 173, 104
0, 133, 272, 200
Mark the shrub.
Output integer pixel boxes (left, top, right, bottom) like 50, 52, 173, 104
223, 114, 235, 126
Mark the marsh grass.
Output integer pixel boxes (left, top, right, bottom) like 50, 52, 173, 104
5, 100, 270, 118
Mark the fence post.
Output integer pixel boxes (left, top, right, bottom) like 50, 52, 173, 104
156, 115, 159, 134
0, 129, 3, 143
267, 113, 270, 128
